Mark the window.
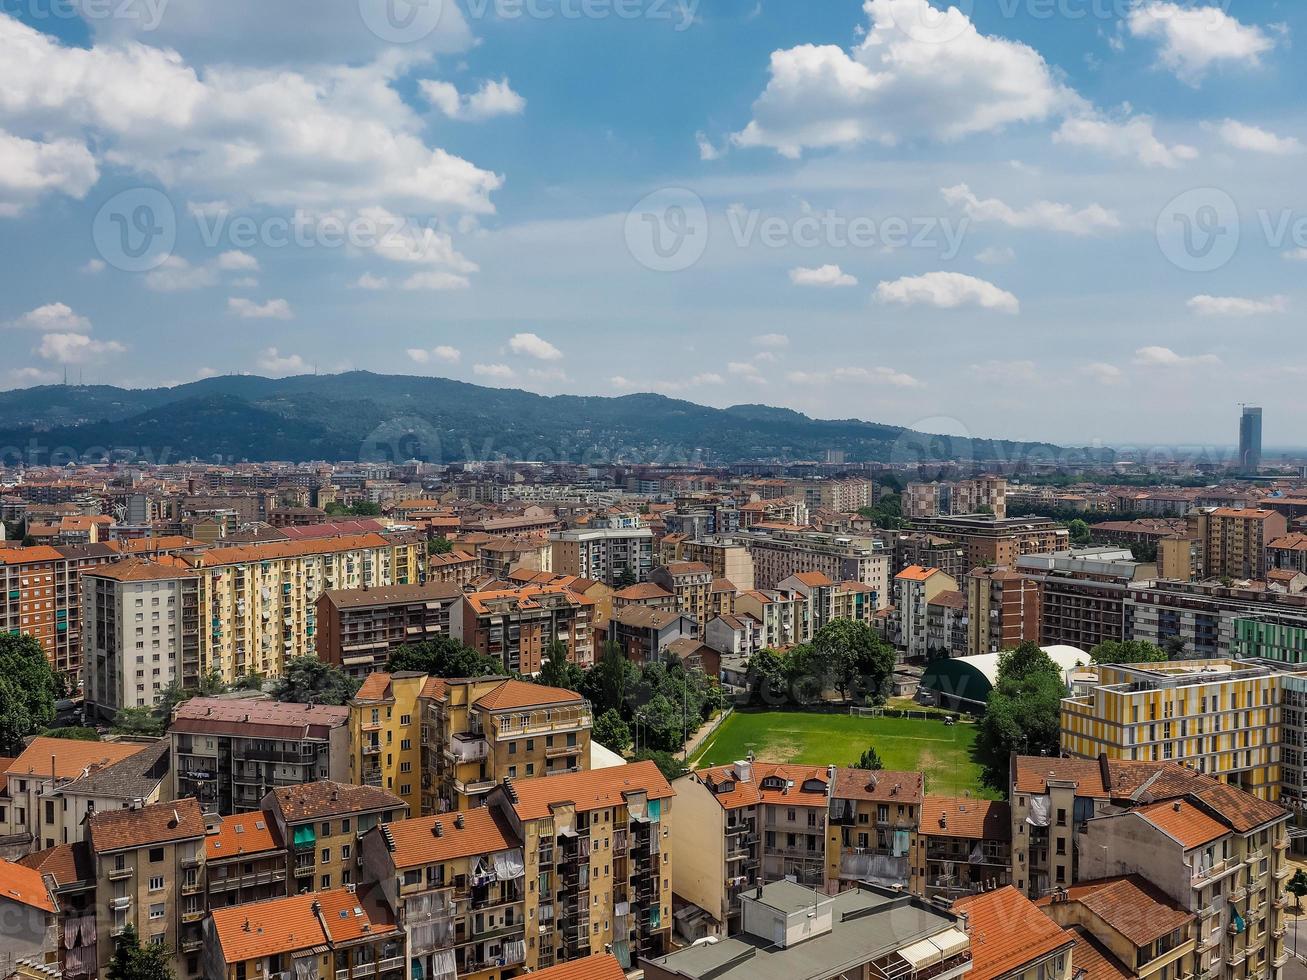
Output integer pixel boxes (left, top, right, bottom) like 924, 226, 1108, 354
321, 822, 331, 837
150, 903, 166, 920
321, 848, 331, 863
149, 875, 164, 892
341, 818, 351, 833
149, 847, 164, 863
321, 874, 331, 889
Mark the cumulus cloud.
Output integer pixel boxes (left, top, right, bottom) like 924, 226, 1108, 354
0, 129, 98, 215
787, 366, 923, 388
752, 333, 790, 348
420, 78, 526, 121
217, 250, 259, 271
145, 256, 220, 292
696, 131, 722, 161
37, 332, 125, 363
941, 183, 1120, 235
1127, 2, 1275, 85
81, 259, 106, 274
975, 246, 1016, 265
473, 363, 517, 379
970, 360, 1038, 384
401, 271, 472, 291
353, 273, 389, 290
2, 366, 60, 388
1210, 119, 1302, 156
228, 297, 293, 319
255, 347, 308, 375
407, 346, 461, 365
1080, 362, 1125, 386
1187, 294, 1288, 317
4, 302, 92, 332
875, 272, 1020, 314
508, 332, 563, 361
789, 265, 858, 287
1134, 346, 1221, 368
732, 0, 1074, 157
1054, 113, 1198, 168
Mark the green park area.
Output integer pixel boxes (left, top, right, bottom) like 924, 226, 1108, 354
689, 709, 996, 799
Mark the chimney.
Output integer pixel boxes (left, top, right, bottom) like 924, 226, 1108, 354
1173, 801, 1182, 813
242, 919, 251, 932
454, 813, 465, 830
939, 812, 947, 829
433, 821, 444, 838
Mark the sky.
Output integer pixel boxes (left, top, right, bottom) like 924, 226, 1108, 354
0, 0, 1305, 449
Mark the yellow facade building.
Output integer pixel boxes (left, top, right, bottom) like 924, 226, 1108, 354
349, 671, 429, 812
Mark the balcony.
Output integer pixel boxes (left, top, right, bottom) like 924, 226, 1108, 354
362, 742, 382, 756
1274, 837, 1290, 851
1275, 866, 1290, 880
181, 907, 205, 923
1228, 886, 1247, 903
1227, 950, 1246, 969
107, 866, 134, 881
444, 733, 489, 764
294, 862, 315, 878
453, 776, 497, 797
1191, 859, 1238, 888
110, 896, 132, 911
545, 744, 580, 759
180, 878, 203, 896
181, 938, 204, 954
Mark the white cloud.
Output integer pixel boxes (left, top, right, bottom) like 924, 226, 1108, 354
875, 271, 1020, 314
228, 297, 293, 320
473, 363, 517, 379
789, 264, 858, 287
787, 366, 923, 388
0, 129, 98, 215
508, 332, 563, 361
696, 131, 722, 161
754, 351, 778, 363
528, 367, 569, 383
975, 246, 1016, 265
752, 333, 790, 348
420, 77, 526, 121
1134, 346, 1221, 368
970, 359, 1038, 383
728, 361, 762, 377
2, 366, 60, 388
4, 302, 91, 332
217, 250, 259, 271
401, 271, 472, 291
1284, 249, 1307, 262
255, 347, 308, 376
1054, 113, 1198, 168
1187, 294, 1288, 317
1127, 2, 1275, 85
732, 0, 1075, 157
229, 276, 258, 289
941, 183, 1120, 236
353, 273, 389, 290
1080, 362, 1125, 386
1210, 119, 1302, 156
610, 376, 636, 390
196, 367, 219, 379
145, 255, 220, 292
81, 259, 106, 274
690, 372, 725, 386
407, 346, 461, 365
37, 332, 125, 363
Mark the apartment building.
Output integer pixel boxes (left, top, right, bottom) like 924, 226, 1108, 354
1268, 533, 1307, 575
911, 797, 1010, 902
745, 530, 889, 607
909, 515, 1068, 570
925, 591, 967, 658
777, 571, 876, 633
965, 566, 1041, 655
264, 780, 406, 893
891, 532, 971, 583
1015, 548, 1153, 653
1191, 508, 1287, 581
171, 698, 351, 815
608, 606, 698, 664
1060, 660, 1282, 799
0, 857, 60, 977
550, 527, 655, 586
650, 562, 713, 637
826, 767, 922, 893
422, 677, 593, 813
316, 582, 462, 678
456, 586, 597, 675
894, 566, 959, 660
483, 762, 674, 967
82, 559, 204, 719
675, 539, 755, 592
955, 887, 1075, 980
204, 887, 405, 980
905, 478, 1007, 520
611, 583, 677, 614
428, 549, 479, 587
190, 533, 421, 682
644, 880, 973, 980
797, 479, 875, 514
348, 671, 427, 811
360, 806, 526, 980
203, 809, 288, 908
88, 797, 209, 979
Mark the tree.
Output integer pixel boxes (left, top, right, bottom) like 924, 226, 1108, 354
42, 727, 101, 741
271, 656, 360, 705
976, 642, 1065, 789
1089, 640, 1168, 665
429, 536, 455, 555
614, 566, 638, 589
812, 619, 896, 703
593, 709, 632, 754
585, 640, 636, 717
537, 639, 586, 692
111, 705, 166, 737
745, 648, 787, 705
1163, 636, 1188, 659
0, 634, 59, 753
107, 924, 175, 980
1289, 870, 1307, 913
633, 748, 687, 781
387, 636, 502, 678
854, 746, 884, 771
1067, 519, 1092, 545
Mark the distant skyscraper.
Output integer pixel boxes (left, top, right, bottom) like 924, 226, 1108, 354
1240, 405, 1263, 474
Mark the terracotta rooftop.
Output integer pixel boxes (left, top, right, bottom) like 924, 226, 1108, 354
322, 581, 462, 609
89, 797, 206, 853
694, 762, 830, 811
5, 736, 149, 783
1036, 876, 1193, 947
788, 571, 836, 588
271, 780, 406, 823
210, 887, 398, 963
507, 760, 674, 821
523, 955, 626, 980
1134, 799, 1227, 848
896, 565, 943, 582
954, 887, 1074, 980
610, 605, 689, 629
16, 842, 94, 891
206, 810, 283, 860
1191, 783, 1287, 834
614, 583, 675, 601
831, 767, 924, 805
84, 557, 198, 582
0, 858, 57, 913
383, 806, 519, 869
1065, 926, 1133, 980
171, 698, 349, 739
663, 561, 713, 576
921, 797, 1011, 841
192, 532, 390, 567
474, 678, 586, 712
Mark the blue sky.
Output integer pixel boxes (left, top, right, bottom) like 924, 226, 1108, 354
1, 0, 1304, 448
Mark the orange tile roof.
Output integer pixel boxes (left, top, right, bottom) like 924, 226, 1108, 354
895, 565, 941, 582
111, 536, 204, 553
6, 736, 149, 783
210, 888, 397, 963
383, 806, 519, 869
206, 811, 282, 860
954, 887, 1074, 980
193, 532, 390, 566
354, 672, 393, 702
695, 762, 830, 811
272, 781, 405, 823
508, 760, 674, 821
921, 797, 1011, 841
0, 546, 65, 565
0, 858, 56, 913
1191, 783, 1287, 834
474, 679, 586, 711
1269, 533, 1307, 552
789, 571, 835, 587
524, 955, 626, 980
85, 558, 198, 582
89, 798, 206, 853
614, 583, 675, 601
1209, 508, 1277, 520
664, 561, 713, 576
1135, 800, 1226, 848
419, 677, 449, 700
1036, 876, 1193, 947
1065, 926, 1133, 980
464, 585, 594, 614
831, 768, 924, 805
16, 842, 93, 890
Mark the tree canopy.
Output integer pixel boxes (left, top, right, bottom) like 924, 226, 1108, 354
854, 746, 884, 771
1089, 639, 1169, 665
386, 636, 503, 678
271, 655, 360, 705
0, 633, 60, 753
593, 709, 632, 754
976, 641, 1065, 789
106, 924, 175, 980
742, 619, 896, 708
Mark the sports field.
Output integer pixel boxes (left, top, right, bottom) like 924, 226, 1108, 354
689, 710, 995, 799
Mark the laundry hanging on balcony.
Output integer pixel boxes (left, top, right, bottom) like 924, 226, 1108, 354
430, 948, 457, 980
493, 848, 525, 880
292, 954, 320, 980
502, 938, 526, 965
1026, 795, 1051, 827
892, 830, 911, 857
552, 802, 577, 837
626, 792, 649, 823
